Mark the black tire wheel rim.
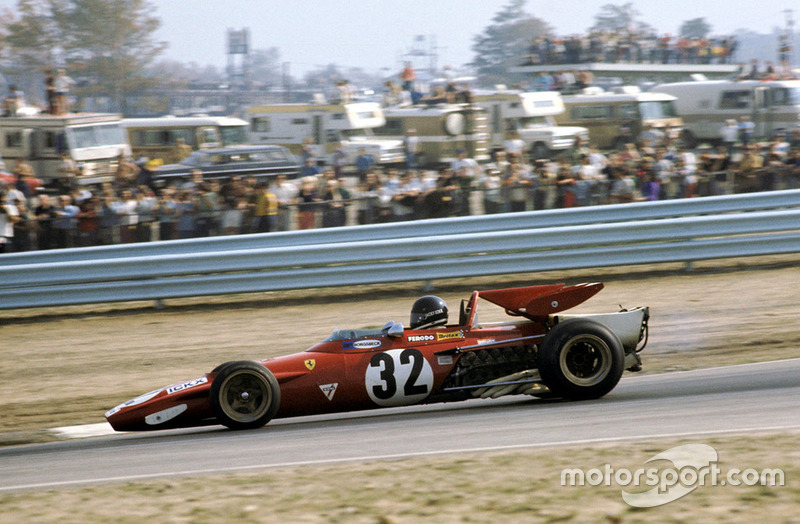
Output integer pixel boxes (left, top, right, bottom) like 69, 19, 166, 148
218, 370, 272, 424
558, 334, 613, 386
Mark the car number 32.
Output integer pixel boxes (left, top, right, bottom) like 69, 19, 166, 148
365, 348, 434, 407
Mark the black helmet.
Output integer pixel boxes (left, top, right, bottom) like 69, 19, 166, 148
410, 296, 448, 329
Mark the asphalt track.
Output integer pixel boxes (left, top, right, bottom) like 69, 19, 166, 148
2, 359, 799, 493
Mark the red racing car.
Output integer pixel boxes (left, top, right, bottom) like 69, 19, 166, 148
106, 283, 649, 432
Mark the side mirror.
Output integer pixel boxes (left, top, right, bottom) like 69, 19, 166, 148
387, 322, 404, 338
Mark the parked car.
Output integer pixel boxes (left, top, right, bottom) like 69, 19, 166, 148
153, 144, 300, 186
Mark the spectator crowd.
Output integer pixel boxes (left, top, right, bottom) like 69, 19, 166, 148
2, 128, 800, 254
523, 30, 738, 67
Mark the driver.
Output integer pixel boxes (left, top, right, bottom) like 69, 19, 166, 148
410, 296, 448, 329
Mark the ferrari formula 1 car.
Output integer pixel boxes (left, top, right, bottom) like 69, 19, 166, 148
106, 283, 649, 432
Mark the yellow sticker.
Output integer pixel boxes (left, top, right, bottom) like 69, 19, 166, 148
304, 359, 316, 371
436, 331, 463, 341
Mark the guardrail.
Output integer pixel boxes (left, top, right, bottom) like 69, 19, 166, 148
2, 190, 800, 309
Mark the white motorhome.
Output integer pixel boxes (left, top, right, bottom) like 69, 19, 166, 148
556, 87, 683, 150
652, 79, 800, 147
122, 115, 249, 163
472, 89, 589, 159
0, 112, 130, 186
375, 103, 491, 165
246, 101, 404, 165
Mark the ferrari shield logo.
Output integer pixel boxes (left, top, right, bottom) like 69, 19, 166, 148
304, 359, 316, 371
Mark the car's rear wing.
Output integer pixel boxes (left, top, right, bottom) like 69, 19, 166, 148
478, 283, 604, 320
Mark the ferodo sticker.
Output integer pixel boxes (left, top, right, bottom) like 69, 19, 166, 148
365, 348, 434, 407
436, 331, 463, 341
166, 377, 208, 395
407, 334, 435, 342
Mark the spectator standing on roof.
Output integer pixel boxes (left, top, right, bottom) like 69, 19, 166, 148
2, 85, 24, 116
54, 68, 74, 115
400, 62, 416, 92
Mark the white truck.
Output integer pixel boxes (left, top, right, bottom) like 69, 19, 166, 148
246, 101, 405, 166
652, 78, 800, 147
0, 112, 130, 186
472, 89, 589, 159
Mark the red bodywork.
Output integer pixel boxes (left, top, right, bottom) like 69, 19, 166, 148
106, 283, 609, 432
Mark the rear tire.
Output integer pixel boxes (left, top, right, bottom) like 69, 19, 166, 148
538, 319, 625, 400
210, 361, 280, 430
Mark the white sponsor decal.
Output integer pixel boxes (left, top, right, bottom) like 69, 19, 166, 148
352, 339, 382, 349
437, 355, 454, 366
476, 338, 496, 346
145, 404, 188, 425
408, 334, 435, 342
319, 383, 338, 401
105, 388, 162, 418
166, 377, 208, 395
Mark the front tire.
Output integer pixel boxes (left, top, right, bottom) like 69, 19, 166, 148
538, 319, 625, 400
210, 361, 280, 430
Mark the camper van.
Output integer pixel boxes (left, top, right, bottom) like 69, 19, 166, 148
375, 104, 490, 165
0, 112, 130, 186
472, 89, 588, 159
652, 79, 800, 147
246, 101, 404, 166
556, 87, 683, 150
122, 116, 249, 163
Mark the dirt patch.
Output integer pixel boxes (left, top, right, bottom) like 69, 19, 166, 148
1, 254, 799, 437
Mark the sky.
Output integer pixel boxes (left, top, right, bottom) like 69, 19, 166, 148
0, 0, 797, 75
